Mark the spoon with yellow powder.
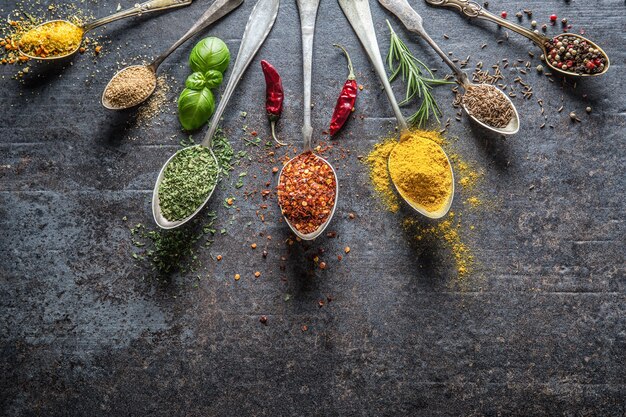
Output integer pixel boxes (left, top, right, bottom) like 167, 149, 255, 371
18, 0, 194, 61
339, 0, 454, 219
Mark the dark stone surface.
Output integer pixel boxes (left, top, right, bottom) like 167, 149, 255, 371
1, 0, 625, 415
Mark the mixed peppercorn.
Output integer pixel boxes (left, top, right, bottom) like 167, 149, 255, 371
277, 152, 337, 235
544, 34, 607, 75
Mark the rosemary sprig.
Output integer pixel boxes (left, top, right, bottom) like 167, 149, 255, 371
386, 20, 451, 127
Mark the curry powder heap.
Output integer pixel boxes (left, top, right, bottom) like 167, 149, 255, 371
388, 130, 453, 213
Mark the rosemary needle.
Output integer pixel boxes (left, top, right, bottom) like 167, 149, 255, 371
386, 20, 451, 127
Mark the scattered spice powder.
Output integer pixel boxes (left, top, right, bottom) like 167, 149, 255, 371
462, 84, 514, 128
388, 131, 453, 213
277, 152, 337, 235
103, 65, 156, 109
18, 20, 83, 58
364, 138, 400, 212
404, 211, 474, 278
158, 146, 220, 222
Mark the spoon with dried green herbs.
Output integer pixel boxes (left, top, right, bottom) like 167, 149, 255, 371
380, 0, 519, 135
425, 0, 609, 77
277, 0, 339, 241
338, 0, 454, 219
18, 0, 193, 61
102, 0, 243, 110
152, 0, 279, 229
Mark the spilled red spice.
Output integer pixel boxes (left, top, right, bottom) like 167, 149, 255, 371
277, 151, 337, 235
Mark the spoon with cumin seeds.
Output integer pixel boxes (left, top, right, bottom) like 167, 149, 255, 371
102, 0, 243, 110
379, 0, 520, 135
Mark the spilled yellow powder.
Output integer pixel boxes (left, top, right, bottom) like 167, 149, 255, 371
389, 131, 453, 213
364, 138, 400, 212
404, 211, 474, 277
466, 196, 482, 207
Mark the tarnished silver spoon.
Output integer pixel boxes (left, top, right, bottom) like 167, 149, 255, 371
102, 0, 244, 110
19, 0, 192, 61
338, 0, 453, 219
152, 0, 279, 229
380, 0, 519, 135
425, 0, 609, 78
277, 0, 339, 240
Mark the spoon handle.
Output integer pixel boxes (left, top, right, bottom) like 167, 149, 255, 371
201, 0, 280, 148
424, 0, 547, 46
150, 0, 244, 70
296, 0, 321, 152
338, 0, 407, 131
378, 0, 468, 85
83, 0, 192, 32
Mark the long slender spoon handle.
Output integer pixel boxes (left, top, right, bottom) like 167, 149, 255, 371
337, 0, 407, 131
150, 0, 244, 70
201, 0, 280, 147
378, 0, 468, 85
83, 0, 193, 32
296, 0, 321, 152
424, 0, 547, 45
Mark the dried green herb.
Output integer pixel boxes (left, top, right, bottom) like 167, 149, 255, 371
158, 146, 220, 221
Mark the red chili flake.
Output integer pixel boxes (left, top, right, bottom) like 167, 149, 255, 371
301, 325, 308, 332
319, 262, 327, 270
337, 255, 343, 261
251, 131, 258, 136
277, 152, 337, 235
550, 14, 557, 22
500, 11, 507, 18
318, 300, 325, 308
260, 316, 268, 325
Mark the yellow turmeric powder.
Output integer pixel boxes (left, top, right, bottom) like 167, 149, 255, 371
19, 20, 83, 58
388, 131, 453, 213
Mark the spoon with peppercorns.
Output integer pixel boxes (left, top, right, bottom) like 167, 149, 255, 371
277, 0, 339, 241
424, 0, 609, 77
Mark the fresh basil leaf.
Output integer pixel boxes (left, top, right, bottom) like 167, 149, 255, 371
189, 37, 230, 74
185, 72, 207, 90
177, 88, 215, 131
204, 70, 223, 89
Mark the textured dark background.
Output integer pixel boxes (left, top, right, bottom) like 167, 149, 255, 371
1, 0, 625, 415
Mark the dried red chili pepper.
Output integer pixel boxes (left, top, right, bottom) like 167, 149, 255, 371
261, 60, 286, 145
329, 44, 358, 136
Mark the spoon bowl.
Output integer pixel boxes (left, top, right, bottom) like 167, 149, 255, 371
101, 64, 157, 110
539, 33, 610, 77
388, 141, 454, 219
278, 153, 339, 240
152, 145, 220, 229
18, 0, 194, 62
461, 82, 520, 135
17, 20, 83, 60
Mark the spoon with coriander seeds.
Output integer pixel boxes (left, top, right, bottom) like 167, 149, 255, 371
424, 0, 609, 77
339, 0, 454, 219
18, 0, 193, 61
102, 0, 243, 110
379, 0, 519, 135
276, 0, 339, 240
152, 0, 279, 229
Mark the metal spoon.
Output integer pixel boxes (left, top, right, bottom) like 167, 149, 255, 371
152, 0, 279, 229
102, 0, 244, 110
277, 0, 338, 241
379, 0, 519, 135
19, 0, 193, 61
425, 0, 610, 77
338, 0, 453, 219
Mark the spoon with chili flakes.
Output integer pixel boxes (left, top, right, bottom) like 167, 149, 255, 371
277, 0, 338, 240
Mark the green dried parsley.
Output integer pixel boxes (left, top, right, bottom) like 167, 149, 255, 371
158, 146, 220, 221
